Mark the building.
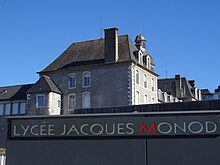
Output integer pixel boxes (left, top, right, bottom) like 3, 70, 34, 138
201, 85, 220, 101
6, 100, 220, 165
157, 89, 179, 103
0, 84, 32, 149
201, 89, 214, 100
158, 75, 201, 102
26, 28, 159, 115
0, 84, 32, 116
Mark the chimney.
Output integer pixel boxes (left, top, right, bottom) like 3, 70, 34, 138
175, 74, 182, 98
104, 28, 119, 63
188, 80, 195, 88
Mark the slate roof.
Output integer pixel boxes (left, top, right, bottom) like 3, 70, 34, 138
201, 89, 212, 95
39, 35, 138, 73
158, 77, 195, 99
26, 75, 62, 94
0, 84, 33, 101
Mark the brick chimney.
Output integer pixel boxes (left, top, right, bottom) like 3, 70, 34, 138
104, 28, 119, 63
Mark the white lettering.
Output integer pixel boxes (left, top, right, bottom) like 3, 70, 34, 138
118, 123, 125, 135
80, 124, 89, 135
188, 122, 203, 134
67, 125, 80, 135
30, 125, 39, 136
126, 123, 134, 135
48, 125, 55, 136
206, 121, 217, 133
174, 122, 186, 133
13, 125, 21, 136
90, 124, 103, 135
157, 122, 172, 134
106, 124, 115, 135
21, 125, 29, 136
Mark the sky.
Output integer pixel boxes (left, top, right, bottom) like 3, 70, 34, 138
0, 0, 220, 91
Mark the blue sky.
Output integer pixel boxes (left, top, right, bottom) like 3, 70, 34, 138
0, 0, 219, 91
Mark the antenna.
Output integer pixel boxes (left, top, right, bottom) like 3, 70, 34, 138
100, 16, 103, 38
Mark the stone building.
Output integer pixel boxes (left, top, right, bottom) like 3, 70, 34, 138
201, 85, 220, 101
0, 84, 32, 148
158, 75, 201, 102
27, 28, 159, 115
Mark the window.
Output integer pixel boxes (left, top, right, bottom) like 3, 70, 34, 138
152, 97, 155, 103
144, 94, 148, 103
12, 103, 19, 115
68, 73, 76, 88
20, 102, 26, 114
5, 103, 11, 115
82, 92, 91, 109
68, 94, 76, 110
58, 100, 61, 108
36, 94, 45, 108
83, 71, 91, 87
144, 74, 147, 88
136, 70, 139, 84
151, 78, 155, 91
0, 104, 3, 116
147, 57, 150, 69
135, 91, 139, 105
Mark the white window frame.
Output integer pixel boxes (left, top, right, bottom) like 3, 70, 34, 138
144, 94, 148, 104
83, 71, 91, 87
82, 92, 91, 109
147, 57, 150, 69
136, 70, 139, 85
4, 103, 11, 115
36, 94, 45, 108
68, 73, 76, 89
12, 102, 19, 115
19, 102, 26, 115
0, 104, 3, 116
68, 93, 76, 111
151, 97, 155, 103
144, 74, 147, 88
151, 78, 155, 91
135, 91, 140, 105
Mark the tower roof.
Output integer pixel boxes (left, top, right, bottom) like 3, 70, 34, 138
135, 34, 146, 43
26, 75, 62, 94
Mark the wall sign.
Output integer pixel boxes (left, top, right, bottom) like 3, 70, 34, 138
8, 115, 220, 139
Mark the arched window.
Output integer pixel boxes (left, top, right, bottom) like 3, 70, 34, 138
136, 70, 139, 84
144, 74, 147, 88
144, 94, 148, 104
151, 78, 155, 91
147, 57, 150, 69
68, 73, 76, 88
135, 91, 139, 105
82, 92, 91, 109
68, 93, 76, 110
83, 71, 91, 87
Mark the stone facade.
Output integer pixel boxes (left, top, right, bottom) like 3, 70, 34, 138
27, 92, 61, 115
